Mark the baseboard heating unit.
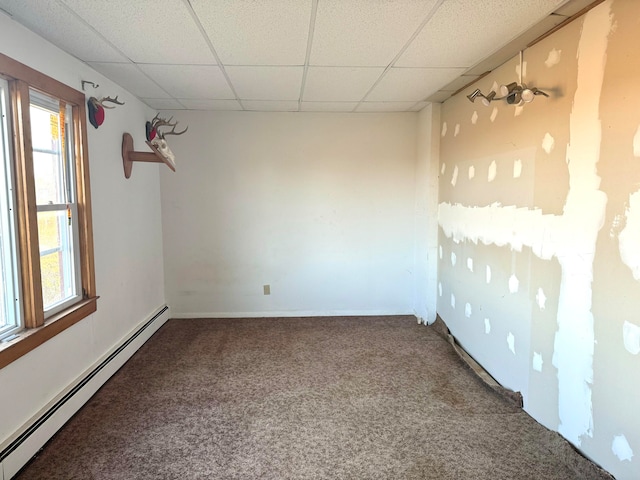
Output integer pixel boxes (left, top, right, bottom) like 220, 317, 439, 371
0, 305, 170, 480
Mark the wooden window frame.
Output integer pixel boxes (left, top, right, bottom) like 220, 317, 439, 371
0, 52, 97, 369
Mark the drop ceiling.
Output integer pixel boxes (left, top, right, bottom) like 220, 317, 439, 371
0, 0, 594, 112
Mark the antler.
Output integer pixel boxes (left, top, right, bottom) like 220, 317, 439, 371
95, 95, 125, 109
150, 114, 188, 139
162, 124, 189, 137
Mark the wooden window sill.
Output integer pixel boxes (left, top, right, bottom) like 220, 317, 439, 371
0, 297, 98, 369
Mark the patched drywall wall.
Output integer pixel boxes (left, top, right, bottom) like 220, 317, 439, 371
437, 1, 639, 478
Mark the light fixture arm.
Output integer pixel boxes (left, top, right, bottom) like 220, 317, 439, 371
519, 50, 523, 85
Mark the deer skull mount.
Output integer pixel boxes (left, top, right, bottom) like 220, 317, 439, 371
87, 96, 125, 129
145, 115, 188, 168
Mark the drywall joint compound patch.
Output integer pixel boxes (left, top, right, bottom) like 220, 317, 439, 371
490, 107, 498, 123
438, 3, 613, 447
507, 332, 516, 354
542, 133, 555, 154
622, 321, 640, 355
451, 165, 459, 186
612, 434, 634, 462
536, 287, 547, 310
509, 274, 519, 293
513, 159, 522, 178
618, 190, 640, 280
488, 160, 497, 182
533, 352, 544, 372
545, 48, 562, 68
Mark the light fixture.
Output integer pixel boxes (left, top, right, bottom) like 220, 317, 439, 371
481, 91, 496, 107
521, 87, 549, 103
465, 51, 549, 107
466, 89, 482, 102
499, 82, 519, 97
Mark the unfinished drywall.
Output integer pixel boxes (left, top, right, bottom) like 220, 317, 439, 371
437, 1, 639, 478
160, 111, 418, 317
0, 11, 167, 469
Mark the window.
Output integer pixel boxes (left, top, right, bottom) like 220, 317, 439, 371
31, 90, 82, 316
0, 53, 97, 369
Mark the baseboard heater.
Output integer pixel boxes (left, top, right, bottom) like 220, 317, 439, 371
0, 305, 169, 470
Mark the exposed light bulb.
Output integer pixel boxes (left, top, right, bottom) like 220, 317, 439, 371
521, 89, 535, 103
499, 82, 518, 97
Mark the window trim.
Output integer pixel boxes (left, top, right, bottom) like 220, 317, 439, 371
0, 76, 22, 340
0, 52, 97, 369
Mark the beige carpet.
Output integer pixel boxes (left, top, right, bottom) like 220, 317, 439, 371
15, 316, 612, 479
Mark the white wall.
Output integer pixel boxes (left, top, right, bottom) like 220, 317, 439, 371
0, 10, 167, 457
160, 111, 418, 317
413, 104, 440, 324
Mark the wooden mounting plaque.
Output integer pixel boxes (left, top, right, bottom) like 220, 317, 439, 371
122, 132, 176, 179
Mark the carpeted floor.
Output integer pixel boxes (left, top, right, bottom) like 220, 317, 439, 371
15, 316, 612, 479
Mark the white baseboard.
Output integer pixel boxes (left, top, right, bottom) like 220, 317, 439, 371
171, 310, 414, 319
0, 305, 170, 480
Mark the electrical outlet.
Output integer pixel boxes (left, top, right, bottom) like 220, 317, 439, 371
263, 284, 270, 295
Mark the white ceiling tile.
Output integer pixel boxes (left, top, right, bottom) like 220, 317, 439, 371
0, 0, 128, 62
242, 100, 299, 112
303, 67, 384, 102
60, 0, 216, 64
142, 98, 185, 110
138, 65, 234, 99
300, 102, 359, 112
178, 99, 243, 111
190, 0, 312, 65
397, 0, 565, 68
88, 62, 170, 98
356, 102, 418, 112
367, 68, 465, 102
310, 0, 440, 67
226, 66, 303, 101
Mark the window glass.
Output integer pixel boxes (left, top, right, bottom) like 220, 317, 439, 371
30, 90, 80, 315
37, 210, 75, 307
